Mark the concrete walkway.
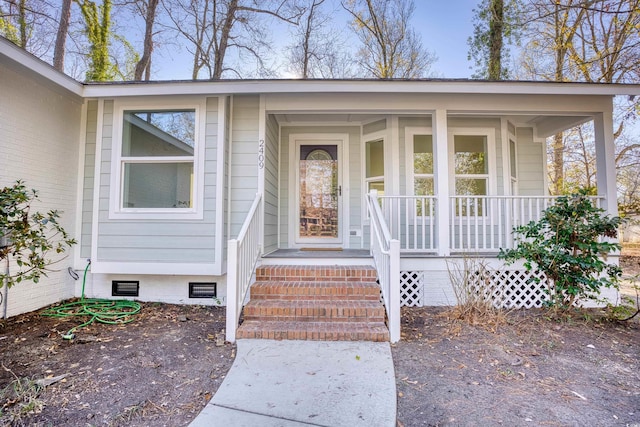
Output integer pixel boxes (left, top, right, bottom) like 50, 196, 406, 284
189, 339, 397, 427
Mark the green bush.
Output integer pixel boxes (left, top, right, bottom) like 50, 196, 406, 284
499, 190, 622, 308
0, 181, 76, 288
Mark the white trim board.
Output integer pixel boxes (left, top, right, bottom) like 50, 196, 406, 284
90, 261, 218, 275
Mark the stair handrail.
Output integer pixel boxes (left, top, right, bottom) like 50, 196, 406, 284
367, 190, 401, 343
226, 192, 262, 343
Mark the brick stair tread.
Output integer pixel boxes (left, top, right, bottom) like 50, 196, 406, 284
243, 299, 385, 322
250, 281, 381, 300
256, 265, 377, 282
236, 320, 390, 342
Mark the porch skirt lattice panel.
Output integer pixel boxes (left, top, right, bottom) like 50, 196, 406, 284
400, 271, 425, 307
399, 269, 550, 308
468, 269, 550, 309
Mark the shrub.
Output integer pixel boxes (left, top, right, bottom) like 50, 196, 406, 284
0, 181, 76, 289
499, 190, 622, 309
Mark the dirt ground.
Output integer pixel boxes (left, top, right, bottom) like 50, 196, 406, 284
0, 305, 234, 426
0, 256, 638, 427
394, 253, 640, 427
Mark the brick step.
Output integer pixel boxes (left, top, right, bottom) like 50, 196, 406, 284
236, 320, 390, 342
255, 265, 377, 282
243, 300, 385, 322
250, 281, 381, 300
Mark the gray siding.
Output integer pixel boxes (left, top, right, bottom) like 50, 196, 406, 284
264, 114, 279, 252
229, 95, 259, 239
95, 97, 218, 263
81, 100, 98, 258
516, 127, 545, 195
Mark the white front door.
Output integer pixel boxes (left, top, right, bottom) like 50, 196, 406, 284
291, 136, 345, 246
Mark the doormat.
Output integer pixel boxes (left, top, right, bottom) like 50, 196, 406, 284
300, 247, 343, 251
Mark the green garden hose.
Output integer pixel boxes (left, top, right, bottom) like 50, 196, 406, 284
41, 261, 141, 339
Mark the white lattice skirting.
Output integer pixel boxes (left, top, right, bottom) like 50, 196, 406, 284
400, 269, 550, 308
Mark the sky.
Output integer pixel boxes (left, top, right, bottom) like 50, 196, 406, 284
148, 0, 479, 80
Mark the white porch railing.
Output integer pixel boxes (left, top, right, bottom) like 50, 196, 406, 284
449, 195, 603, 252
379, 195, 438, 252
377, 195, 604, 253
367, 190, 401, 343
226, 193, 262, 343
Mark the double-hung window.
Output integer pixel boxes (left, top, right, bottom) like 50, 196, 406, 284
454, 134, 489, 196
412, 134, 434, 197
452, 132, 494, 217
407, 131, 434, 218
365, 138, 385, 195
111, 99, 204, 219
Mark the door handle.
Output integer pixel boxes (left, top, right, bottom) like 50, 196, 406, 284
338, 185, 342, 196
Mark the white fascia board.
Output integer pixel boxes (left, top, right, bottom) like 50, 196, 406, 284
0, 38, 83, 96
81, 79, 640, 98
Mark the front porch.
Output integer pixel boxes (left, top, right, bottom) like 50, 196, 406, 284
225, 89, 620, 344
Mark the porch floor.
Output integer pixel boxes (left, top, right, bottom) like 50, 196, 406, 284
263, 249, 372, 258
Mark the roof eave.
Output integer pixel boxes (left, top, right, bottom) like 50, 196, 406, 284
0, 37, 83, 97
81, 79, 640, 99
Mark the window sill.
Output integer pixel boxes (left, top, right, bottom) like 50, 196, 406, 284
108, 209, 203, 221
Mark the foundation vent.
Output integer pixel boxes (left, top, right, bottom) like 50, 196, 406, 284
112, 280, 139, 297
189, 282, 217, 299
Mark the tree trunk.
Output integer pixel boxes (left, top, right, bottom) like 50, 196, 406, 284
53, 0, 72, 72
212, 0, 238, 80
488, 0, 504, 80
18, 0, 27, 48
134, 0, 159, 81
552, 132, 564, 194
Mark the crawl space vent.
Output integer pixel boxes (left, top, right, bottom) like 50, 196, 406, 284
112, 280, 139, 297
189, 282, 217, 298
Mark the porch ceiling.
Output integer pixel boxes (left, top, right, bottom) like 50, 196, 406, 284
274, 112, 593, 137
274, 113, 385, 124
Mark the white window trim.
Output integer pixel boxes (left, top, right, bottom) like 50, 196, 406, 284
109, 97, 207, 220
448, 127, 497, 197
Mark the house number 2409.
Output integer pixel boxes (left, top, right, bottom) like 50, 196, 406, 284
258, 139, 265, 169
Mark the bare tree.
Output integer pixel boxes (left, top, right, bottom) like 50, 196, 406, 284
163, 0, 303, 80
342, 0, 435, 79
0, 0, 59, 57
520, 0, 640, 195
53, 0, 72, 71
520, 0, 591, 194
468, 0, 522, 80
127, 0, 160, 80
286, 0, 355, 78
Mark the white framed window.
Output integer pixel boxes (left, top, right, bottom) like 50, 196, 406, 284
109, 98, 206, 219
449, 128, 497, 216
406, 128, 434, 197
365, 137, 385, 195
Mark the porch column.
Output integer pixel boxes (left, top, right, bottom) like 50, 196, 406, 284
593, 110, 618, 217
433, 109, 450, 256
257, 95, 266, 253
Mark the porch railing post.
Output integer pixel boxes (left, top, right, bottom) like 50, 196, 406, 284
225, 239, 239, 343
389, 239, 401, 343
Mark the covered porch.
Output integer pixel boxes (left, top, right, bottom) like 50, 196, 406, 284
226, 83, 621, 343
